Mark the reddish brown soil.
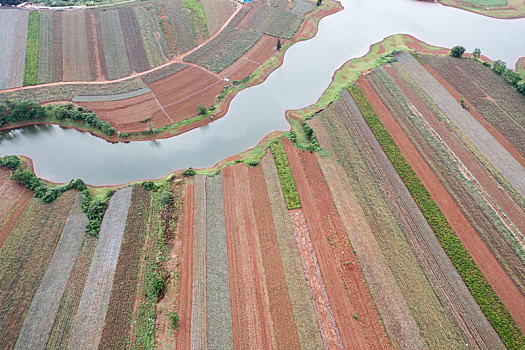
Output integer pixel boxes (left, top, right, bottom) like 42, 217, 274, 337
0, 169, 26, 221
78, 92, 169, 133
174, 182, 194, 350
52, 12, 63, 83
0, 183, 31, 250
283, 138, 376, 349
384, 64, 525, 235
357, 76, 525, 331
423, 62, 525, 168
248, 165, 301, 350
147, 65, 227, 124
221, 35, 276, 81
300, 149, 391, 348
222, 164, 275, 349
402, 34, 449, 55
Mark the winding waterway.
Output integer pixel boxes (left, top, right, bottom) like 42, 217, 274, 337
1, 0, 524, 185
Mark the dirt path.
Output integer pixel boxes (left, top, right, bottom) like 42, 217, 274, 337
357, 77, 525, 331
223, 164, 276, 350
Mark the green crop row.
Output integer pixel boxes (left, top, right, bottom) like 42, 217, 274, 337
23, 11, 40, 86
270, 138, 301, 209
348, 84, 525, 349
181, 0, 208, 41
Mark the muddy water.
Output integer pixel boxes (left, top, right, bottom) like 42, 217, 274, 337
1, 0, 524, 185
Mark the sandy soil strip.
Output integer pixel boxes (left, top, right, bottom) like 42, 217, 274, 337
357, 76, 525, 331
248, 164, 301, 350
261, 153, 324, 350
175, 182, 194, 350
15, 194, 87, 350
67, 186, 133, 350
397, 53, 525, 198
205, 174, 233, 349
223, 164, 276, 349
190, 176, 207, 350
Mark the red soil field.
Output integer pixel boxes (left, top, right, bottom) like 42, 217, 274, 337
357, 76, 525, 331
147, 65, 227, 124
423, 62, 525, 168
0, 169, 31, 250
221, 34, 276, 82
175, 182, 194, 350
384, 64, 525, 235
402, 35, 449, 55
283, 138, 387, 349
248, 165, 301, 350
222, 164, 275, 349
78, 92, 170, 133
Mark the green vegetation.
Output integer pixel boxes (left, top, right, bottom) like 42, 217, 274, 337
449, 45, 466, 58
182, 167, 197, 176
23, 11, 40, 87
169, 310, 180, 330
0, 101, 115, 136
81, 189, 114, 237
348, 85, 525, 350
270, 138, 301, 209
182, 0, 209, 41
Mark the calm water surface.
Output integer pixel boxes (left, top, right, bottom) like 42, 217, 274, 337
1, 0, 524, 185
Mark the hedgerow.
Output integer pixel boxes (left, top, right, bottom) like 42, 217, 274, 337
23, 11, 40, 86
270, 138, 301, 209
0, 100, 115, 136
348, 84, 525, 349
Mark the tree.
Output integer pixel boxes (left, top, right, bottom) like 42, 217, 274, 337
473, 48, 481, 59
493, 60, 506, 75
276, 38, 282, 51
450, 46, 466, 58
316, 0, 322, 6
197, 103, 207, 115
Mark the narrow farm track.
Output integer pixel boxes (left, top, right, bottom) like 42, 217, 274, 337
248, 164, 301, 350
190, 176, 207, 350
356, 77, 525, 331
261, 153, 325, 350
67, 187, 133, 350
14, 194, 87, 350
341, 89, 505, 348
176, 182, 194, 350
223, 164, 276, 350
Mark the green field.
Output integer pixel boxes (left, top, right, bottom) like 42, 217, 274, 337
23, 11, 40, 86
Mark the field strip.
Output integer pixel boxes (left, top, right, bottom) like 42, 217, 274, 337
176, 182, 194, 349
223, 164, 276, 349
190, 175, 207, 349
7, 10, 29, 89
72, 86, 151, 102
161, 77, 223, 108
248, 164, 302, 350
397, 53, 525, 198
205, 174, 233, 349
261, 153, 324, 350
289, 208, 343, 350
0, 10, 19, 90
14, 194, 87, 350
67, 186, 132, 350
342, 89, 505, 349
355, 77, 525, 332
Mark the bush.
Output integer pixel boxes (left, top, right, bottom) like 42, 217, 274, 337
492, 60, 506, 75
182, 167, 196, 177
142, 181, 157, 191
450, 46, 466, 58
169, 311, 180, 330
10, 169, 41, 190
0, 155, 22, 170
197, 104, 207, 115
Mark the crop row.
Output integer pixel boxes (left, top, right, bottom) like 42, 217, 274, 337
201, 0, 236, 35
205, 174, 234, 349
98, 186, 151, 349
260, 154, 324, 349
181, 0, 209, 43
23, 11, 39, 86
368, 67, 525, 284
240, 5, 302, 39
99, 10, 131, 80
62, 10, 91, 81
0, 9, 28, 90
269, 138, 301, 209
134, 6, 168, 68
348, 84, 525, 349
119, 7, 150, 74
141, 62, 187, 84
0, 191, 76, 349
14, 194, 87, 350
37, 11, 52, 84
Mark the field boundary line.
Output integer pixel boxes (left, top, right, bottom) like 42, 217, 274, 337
150, 91, 173, 123
161, 78, 224, 108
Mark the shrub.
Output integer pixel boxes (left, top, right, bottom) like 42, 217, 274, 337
197, 104, 207, 115
142, 181, 157, 191
10, 169, 41, 190
492, 60, 506, 75
182, 167, 196, 177
0, 155, 22, 170
169, 311, 180, 330
450, 46, 466, 58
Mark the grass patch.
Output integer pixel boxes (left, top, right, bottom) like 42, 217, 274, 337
348, 84, 525, 350
23, 11, 40, 86
182, 0, 209, 42
270, 138, 301, 209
